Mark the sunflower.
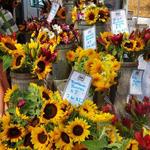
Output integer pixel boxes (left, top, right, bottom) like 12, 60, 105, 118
135, 38, 145, 51
23, 132, 34, 149
125, 139, 138, 150
11, 51, 25, 70
84, 59, 94, 73
60, 100, 74, 121
84, 8, 99, 25
57, 7, 66, 19
106, 125, 122, 143
37, 31, 48, 43
92, 112, 114, 123
54, 127, 73, 150
16, 107, 29, 120
33, 56, 52, 80
66, 118, 90, 143
78, 100, 98, 119
31, 126, 49, 150
90, 59, 103, 75
41, 100, 62, 124
122, 40, 136, 51
39, 86, 52, 101
66, 50, 76, 62
112, 60, 121, 71
98, 7, 110, 23
0, 36, 17, 53
0, 112, 10, 129
1, 124, 25, 142
4, 85, 18, 102
28, 40, 39, 50
71, 6, 77, 23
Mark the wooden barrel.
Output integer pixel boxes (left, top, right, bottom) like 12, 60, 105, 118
113, 62, 137, 114
10, 72, 43, 90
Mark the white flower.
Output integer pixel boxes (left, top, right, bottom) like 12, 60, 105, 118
52, 24, 62, 34
48, 31, 55, 39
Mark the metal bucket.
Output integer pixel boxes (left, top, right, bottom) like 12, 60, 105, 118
10, 72, 43, 90
113, 62, 137, 114
64, 1, 75, 24
46, 44, 73, 89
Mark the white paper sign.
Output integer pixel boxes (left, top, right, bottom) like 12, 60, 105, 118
111, 9, 129, 34
138, 55, 147, 70
47, 2, 60, 23
130, 70, 144, 95
83, 26, 97, 50
63, 71, 92, 106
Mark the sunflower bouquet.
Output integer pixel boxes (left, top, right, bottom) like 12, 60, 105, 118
0, 83, 135, 150
66, 47, 120, 92
72, 1, 110, 25
0, 32, 59, 80
97, 30, 149, 62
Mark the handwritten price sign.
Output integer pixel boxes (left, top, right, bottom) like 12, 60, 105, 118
83, 26, 97, 50
130, 70, 144, 95
63, 71, 92, 106
111, 9, 129, 34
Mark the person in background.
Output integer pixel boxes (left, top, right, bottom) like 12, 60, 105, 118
0, 0, 19, 116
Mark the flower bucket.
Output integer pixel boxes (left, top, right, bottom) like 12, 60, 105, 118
10, 72, 43, 90
113, 62, 137, 114
46, 44, 73, 89
64, 1, 75, 24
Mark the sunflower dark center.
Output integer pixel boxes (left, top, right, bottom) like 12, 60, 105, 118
38, 131, 47, 144
83, 108, 89, 113
5, 42, 16, 50
124, 42, 133, 48
37, 61, 45, 72
88, 13, 95, 21
73, 125, 83, 136
7, 127, 21, 139
62, 11, 66, 17
43, 104, 57, 119
99, 12, 104, 18
16, 55, 23, 66
42, 91, 49, 100
136, 42, 141, 48
24, 133, 33, 148
61, 132, 70, 144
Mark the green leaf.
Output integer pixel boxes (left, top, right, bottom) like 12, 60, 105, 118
2, 55, 12, 71
83, 139, 108, 150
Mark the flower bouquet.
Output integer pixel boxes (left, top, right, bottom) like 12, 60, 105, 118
0, 32, 59, 81
72, 0, 110, 25
66, 47, 120, 95
0, 83, 136, 150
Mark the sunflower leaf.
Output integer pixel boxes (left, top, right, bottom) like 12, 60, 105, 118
2, 55, 12, 71
83, 138, 108, 150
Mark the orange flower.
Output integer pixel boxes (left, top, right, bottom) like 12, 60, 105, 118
66, 51, 76, 62
57, 7, 66, 20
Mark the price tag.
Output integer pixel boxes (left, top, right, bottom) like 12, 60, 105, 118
83, 26, 97, 50
63, 71, 92, 106
130, 70, 144, 95
111, 9, 129, 34
47, 2, 60, 23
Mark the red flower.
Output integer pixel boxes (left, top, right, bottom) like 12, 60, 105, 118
18, 99, 26, 108
143, 29, 150, 43
102, 104, 113, 113
122, 118, 133, 128
135, 131, 150, 150
110, 33, 123, 45
111, 115, 118, 125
